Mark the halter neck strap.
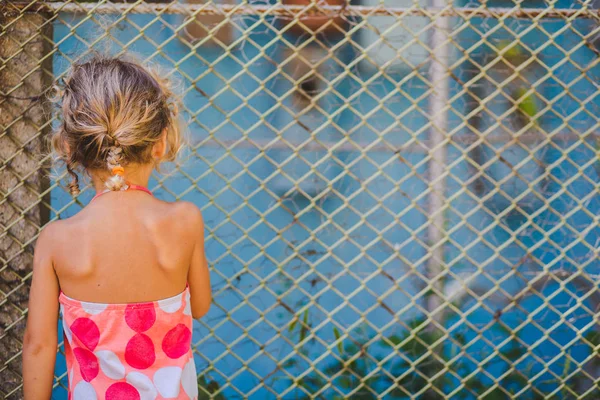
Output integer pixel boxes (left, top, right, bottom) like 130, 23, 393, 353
91, 183, 153, 202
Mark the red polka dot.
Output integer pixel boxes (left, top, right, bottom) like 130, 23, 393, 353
106, 382, 140, 400
125, 305, 156, 333
162, 323, 192, 359
125, 333, 155, 369
73, 347, 99, 382
70, 318, 100, 351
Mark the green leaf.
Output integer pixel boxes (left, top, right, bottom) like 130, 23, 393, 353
338, 375, 353, 389
288, 317, 297, 333
481, 388, 509, 400
514, 87, 537, 121
453, 333, 467, 346
299, 309, 309, 342
381, 334, 405, 348
333, 327, 343, 354
198, 376, 226, 400
464, 376, 486, 392
408, 317, 428, 331
501, 372, 528, 387
501, 347, 524, 361
494, 321, 512, 336
283, 358, 297, 368
584, 330, 600, 347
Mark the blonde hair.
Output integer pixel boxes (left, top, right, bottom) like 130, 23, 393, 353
51, 56, 182, 195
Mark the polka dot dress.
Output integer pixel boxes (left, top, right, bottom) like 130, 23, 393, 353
60, 286, 198, 400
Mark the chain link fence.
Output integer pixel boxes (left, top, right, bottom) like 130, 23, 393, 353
2, 0, 600, 398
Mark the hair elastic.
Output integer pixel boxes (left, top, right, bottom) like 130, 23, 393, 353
111, 166, 125, 176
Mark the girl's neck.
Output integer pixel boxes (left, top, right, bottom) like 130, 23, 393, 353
92, 179, 150, 194
92, 183, 153, 202
90, 165, 152, 193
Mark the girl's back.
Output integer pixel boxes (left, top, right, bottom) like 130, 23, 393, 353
54, 192, 196, 303
22, 56, 211, 400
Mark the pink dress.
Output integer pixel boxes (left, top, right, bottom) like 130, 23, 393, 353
59, 285, 198, 399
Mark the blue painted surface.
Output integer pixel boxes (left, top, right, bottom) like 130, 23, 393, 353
50, 6, 600, 399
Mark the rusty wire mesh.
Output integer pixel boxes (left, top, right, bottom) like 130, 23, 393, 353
2, 0, 600, 399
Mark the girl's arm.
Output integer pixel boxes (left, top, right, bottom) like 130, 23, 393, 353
23, 225, 60, 400
184, 203, 212, 319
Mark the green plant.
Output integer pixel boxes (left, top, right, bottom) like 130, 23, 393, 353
198, 375, 226, 400
284, 316, 599, 400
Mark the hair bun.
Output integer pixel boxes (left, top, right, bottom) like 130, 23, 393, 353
50, 56, 182, 197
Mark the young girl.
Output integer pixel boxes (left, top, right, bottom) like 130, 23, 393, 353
22, 56, 211, 400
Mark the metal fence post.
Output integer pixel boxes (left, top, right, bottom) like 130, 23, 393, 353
426, 2, 450, 326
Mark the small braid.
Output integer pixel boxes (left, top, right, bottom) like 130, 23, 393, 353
105, 145, 127, 191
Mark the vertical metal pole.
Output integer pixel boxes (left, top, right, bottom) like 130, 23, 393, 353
426, 2, 450, 326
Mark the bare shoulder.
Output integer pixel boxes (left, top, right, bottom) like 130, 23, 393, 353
175, 201, 204, 230
161, 200, 204, 235
36, 220, 65, 247
33, 220, 66, 267
39, 214, 84, 244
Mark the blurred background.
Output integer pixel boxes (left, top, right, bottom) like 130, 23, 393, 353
2, 0, 600, 398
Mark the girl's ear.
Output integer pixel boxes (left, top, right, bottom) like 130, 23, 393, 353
152, 129, 168, 160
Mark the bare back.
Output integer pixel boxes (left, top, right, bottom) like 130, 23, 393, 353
52, 190, 196, 303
